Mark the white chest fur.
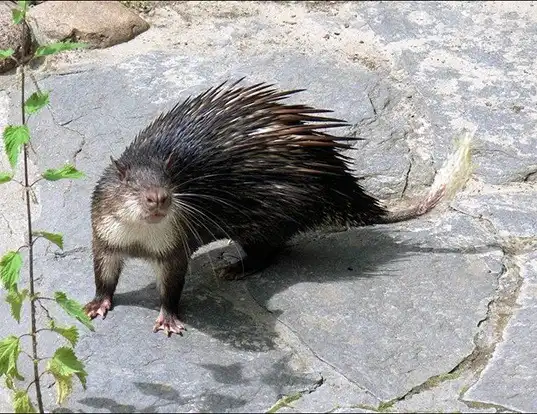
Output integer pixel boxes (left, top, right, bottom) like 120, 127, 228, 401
96, 214, 178, 256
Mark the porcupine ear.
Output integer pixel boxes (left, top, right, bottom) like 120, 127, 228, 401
164, 152, 174, 170
110, 156, 129, 181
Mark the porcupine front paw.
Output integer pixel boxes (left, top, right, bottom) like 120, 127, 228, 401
84, 297, 112, 319
153, 308, 186, 337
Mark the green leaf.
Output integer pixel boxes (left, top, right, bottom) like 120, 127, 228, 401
42, 164, 85, 181
32, 231, 63, 250
53, 372, 73, 406
0, 172, 13, 184
54, 291, 94, 331
5, 376, 15, 390
11, 8, 24, 25
5, 289, 27, 323
47, 347, 87, 404
49, 322, 79, 347
0, 336, 23, 380
3, 125, 30, 168
24, 91, 50, 115
0, 251, 22, 291
0, 49, 14, 59
13, 390, 36, 413
34, 41, 88, 58
17, 1, 29, 13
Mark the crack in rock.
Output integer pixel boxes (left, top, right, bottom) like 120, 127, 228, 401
53, 246, 88, 259
456, 252, 524, 408
48, 109, 88, 165
266, 375, 324, 413
400, 151, 413, 200
523, 168, 537, 182
218, 285, 386, 401
364, 229, 525, 411
253, 311, 380, 402
448, 205, 498, 236
459, 399, 520, 413
0, 212, 15, 236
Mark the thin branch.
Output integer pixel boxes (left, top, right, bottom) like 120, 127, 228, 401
30, 177, 43, 187
16, 244, 29, 253
20, 18, 45, 414
19, 328, 48, 339
25, 371, 49, 394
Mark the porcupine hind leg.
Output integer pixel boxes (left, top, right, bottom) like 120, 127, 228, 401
218, 218, 302, 281
219, 240, 285, 281
152, 250, 189, 337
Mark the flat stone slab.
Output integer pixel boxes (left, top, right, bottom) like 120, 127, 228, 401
0, 1, 536, 413
245, 214, 501, 401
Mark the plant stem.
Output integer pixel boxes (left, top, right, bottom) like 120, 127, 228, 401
20, 21, 45, 414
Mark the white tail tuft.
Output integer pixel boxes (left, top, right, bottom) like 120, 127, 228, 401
429, 127, 475, 203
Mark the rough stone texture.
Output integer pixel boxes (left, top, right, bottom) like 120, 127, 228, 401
464, 252, 537, 412
360, 1, 537, 186
0, 1, 32, 74
28, 1, 150, 49
0, 1, 536, 413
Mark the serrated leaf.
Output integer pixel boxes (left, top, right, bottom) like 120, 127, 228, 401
50, 324, 79, 347
34, 41, 88, 57
32, 231, 63, 250
11, 8, 24, 25
24, 91, 50, 115
3, 125, 30, 168
0, 251, 22, 291
5, 289, 26, 323
47, 347, 87, 405
13, 390, 36, 413
54, 291, 94, 331
53, 372, 73, 406
0, 336, 23, 380
42, 164, 85, 181
0, 49, 14, 59
0, 172, 13, 184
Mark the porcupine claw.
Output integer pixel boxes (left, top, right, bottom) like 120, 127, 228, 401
153, 309, 186, 337
84, 297, 112, 320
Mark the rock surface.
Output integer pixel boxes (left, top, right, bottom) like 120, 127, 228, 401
0, 1, 536, 413
464, 251, 537, 413
27, 0, 149, 49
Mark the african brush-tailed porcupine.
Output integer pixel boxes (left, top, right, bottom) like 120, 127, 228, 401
84, 80, 448, 336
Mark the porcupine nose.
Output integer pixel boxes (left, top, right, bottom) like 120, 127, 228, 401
145, 188, 171, 210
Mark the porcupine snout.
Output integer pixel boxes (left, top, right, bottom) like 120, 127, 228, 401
142, 187, 172, 223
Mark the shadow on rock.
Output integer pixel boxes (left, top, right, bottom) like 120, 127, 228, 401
68, 382, 188, 413
197, 355, 319, 395
109, 225, 496, 352
110, 227, 416, 350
